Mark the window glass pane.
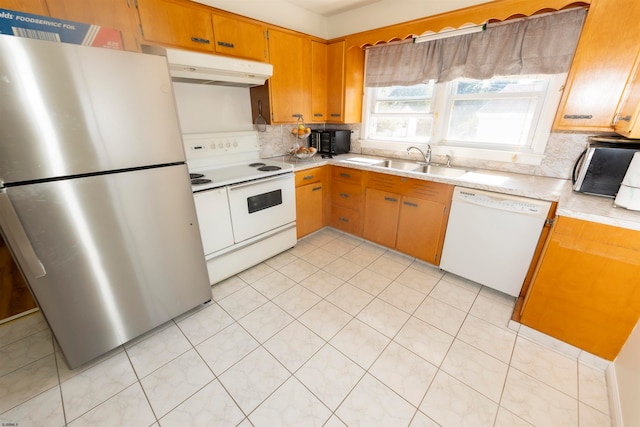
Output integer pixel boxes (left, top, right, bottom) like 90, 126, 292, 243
374, 99, 430, 113
370, 116, 433, 141
447, 98, 538, 145
455, 78, 547, 95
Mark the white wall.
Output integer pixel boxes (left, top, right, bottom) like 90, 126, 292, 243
613, 320, 640, 426
325, 0, 495, 39
172, 83, 254, 133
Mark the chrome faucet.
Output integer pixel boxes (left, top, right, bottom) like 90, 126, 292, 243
407, 145, 431, 164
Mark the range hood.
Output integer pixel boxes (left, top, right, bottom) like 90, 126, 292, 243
143, 46, 273, 87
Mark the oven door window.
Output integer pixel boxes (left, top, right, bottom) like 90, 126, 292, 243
248, 189, 282, 213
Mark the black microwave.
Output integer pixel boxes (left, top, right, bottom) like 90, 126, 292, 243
573, 136, 640, 197
309, 130, 351, 155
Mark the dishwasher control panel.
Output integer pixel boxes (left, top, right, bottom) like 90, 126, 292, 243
457, 189, 549, 216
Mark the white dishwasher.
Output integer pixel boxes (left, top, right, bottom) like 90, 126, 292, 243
439, 187, 552, 297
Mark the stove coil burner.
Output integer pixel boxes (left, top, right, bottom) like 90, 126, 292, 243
190, 173, 204, 179
249, 162, 266, 167
257, 165, 282, 172
191, 178, 212, 185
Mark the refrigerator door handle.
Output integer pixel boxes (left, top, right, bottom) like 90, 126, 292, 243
0, 191, 46, 278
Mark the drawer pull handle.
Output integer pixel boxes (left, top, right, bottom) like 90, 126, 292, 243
314, 113, 324, 117
339, 173, 351, 178
339, 193, 350, 198
618, 115, 632, 122
384, 197, 398, 202
338, 217, 349, 222
563, 114, 592, 120
403, 201, 418, 208
217, 41, 235, 48
303, 175, 314, 180
312, 186, 322, 191
191, 37, 211, 44
331, 113, 341, 117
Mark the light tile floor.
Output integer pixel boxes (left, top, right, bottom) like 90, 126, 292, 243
0, 228, 613, 427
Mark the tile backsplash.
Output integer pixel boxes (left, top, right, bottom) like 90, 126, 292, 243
257, 123, 595, 180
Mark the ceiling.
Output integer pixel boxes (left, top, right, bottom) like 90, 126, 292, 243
283, 0, 385, 17
197, 0, 495, 39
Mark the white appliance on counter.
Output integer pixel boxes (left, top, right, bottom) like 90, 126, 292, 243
440, 187, 552, 297
184, 131, 296, 284
614, 152, 640, 210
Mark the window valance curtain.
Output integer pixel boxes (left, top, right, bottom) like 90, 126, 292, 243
365, 8, 587, 87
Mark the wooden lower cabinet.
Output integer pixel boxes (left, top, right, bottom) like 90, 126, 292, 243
329, 166, 363, 236
363, 188, 400, 248
396, 195, 447, 265
362, 172, 452, 265
295, 166, 327, 238
520, 216, 640, 360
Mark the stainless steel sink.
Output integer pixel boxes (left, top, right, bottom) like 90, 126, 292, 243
411, 164, 469, 177
374, 159, 421, 170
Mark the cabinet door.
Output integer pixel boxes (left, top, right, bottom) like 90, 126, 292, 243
520, 216, 640, 360
0, 234, 37, 322
614, 51, 640, 138
1, 0, 48, 14
136, 0, 213, 52
327, 40, 345, 122
211, 13, 267, 62
363, 188, 400, 248
553, 0, 640, 131
267, 29, 310, 123
310, 40, 327, 122
296, 184, 323, 238
46, 0, 139, 51
396, 196, 446, 265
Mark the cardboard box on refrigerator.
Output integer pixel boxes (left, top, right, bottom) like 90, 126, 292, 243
0, 8, 123, 50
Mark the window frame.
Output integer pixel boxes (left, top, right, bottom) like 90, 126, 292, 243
361, 73, 567, 165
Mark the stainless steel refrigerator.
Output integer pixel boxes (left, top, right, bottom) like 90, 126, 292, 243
0, 35, 212, 368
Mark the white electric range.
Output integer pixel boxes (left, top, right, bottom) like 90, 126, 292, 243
183, 131, 297, 284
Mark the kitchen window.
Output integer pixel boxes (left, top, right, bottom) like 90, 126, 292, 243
362, 73, 566, 164
362, 8, 585, 165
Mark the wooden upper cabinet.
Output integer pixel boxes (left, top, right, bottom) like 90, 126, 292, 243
327, 40, 345, 122
211, 13, 267, 62
554, 0, 640, 132
0, 0, 49, 14
266, 28, 311, 123
614, 50, 640, 138
46, 0, 139, 51
310, 40, 327, 122
135, 0, 214, 52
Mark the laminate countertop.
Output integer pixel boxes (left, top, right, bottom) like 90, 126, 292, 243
275, 153, 640, 231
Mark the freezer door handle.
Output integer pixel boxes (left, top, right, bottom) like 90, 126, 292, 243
0, 192, 46, 278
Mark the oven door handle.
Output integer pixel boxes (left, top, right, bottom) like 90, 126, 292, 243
228, 173, 293, 191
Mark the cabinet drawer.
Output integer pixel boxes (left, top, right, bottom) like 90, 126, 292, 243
365, 171, 406, 193
295, 167, 325, 187
404, 179, 453, 204
331, 182, 361, 210
330, 205, 361, 235
331, 166, 363, 184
